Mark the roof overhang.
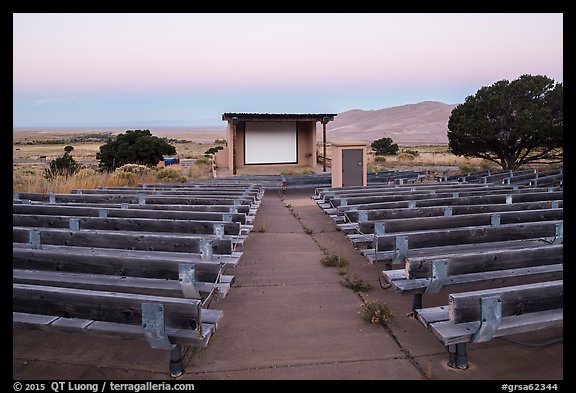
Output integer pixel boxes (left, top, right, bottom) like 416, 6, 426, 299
222, 113, 337, 123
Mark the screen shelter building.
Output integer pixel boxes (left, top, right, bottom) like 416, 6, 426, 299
218, 113, 337, 174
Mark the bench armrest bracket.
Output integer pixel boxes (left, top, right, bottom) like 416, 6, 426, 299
142, 303, 174, 350
424, 259, 448, 294
200, 239, 213, 261
213, 224, 224, 239
471, 295, 502, 343
392, 235, 409, 265
179, 263, 201, 299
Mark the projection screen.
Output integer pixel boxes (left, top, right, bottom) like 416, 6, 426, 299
244, 121, 297, 164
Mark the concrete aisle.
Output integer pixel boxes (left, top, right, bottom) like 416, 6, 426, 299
180, 190, 423, 380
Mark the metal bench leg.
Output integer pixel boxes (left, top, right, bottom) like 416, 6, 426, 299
447, 343, 469, 370
412, 293, 423, 312
170, 344, 183, 378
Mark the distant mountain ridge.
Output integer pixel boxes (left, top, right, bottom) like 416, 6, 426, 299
325, 101, 458, 145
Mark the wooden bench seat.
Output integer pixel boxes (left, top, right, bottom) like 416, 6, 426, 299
413, 280, 563, 369
342, 200, 562, 223
13, 226, 236, 254
329, 188, 561, 208
334, 190, 563, 212
13, 269, 228, 304
13, 203, 248, 224
13, 243, 243, 269
347, 208, 562, 248
13, 282, 221, 376
367, 220, 562, 265
11, 200, 253, 214
381, 244, 563, 310
13, 214, 242, 236
14, 192, 254, 206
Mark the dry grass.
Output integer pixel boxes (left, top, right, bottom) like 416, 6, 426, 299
12, 130, 216, 193
13, 130, 222, 162
13, 170, 158, 194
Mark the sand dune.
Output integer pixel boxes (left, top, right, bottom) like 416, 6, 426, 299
324, 101, 457, 145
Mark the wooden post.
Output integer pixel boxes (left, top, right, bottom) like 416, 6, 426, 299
322, 117, 329, 172
232, 117, 238, 175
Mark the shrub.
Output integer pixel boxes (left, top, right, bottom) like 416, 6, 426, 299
195, 157, 210, 165
112, 164, 152, 185
214, 139, 227, 144
114, 164, 152, 176
341, 276, 373, 292
320, 255, 349, 268
301, 169, 315, 175
155, 167, 187, 183
97, 129, 176, 171
371, 137, 399, 156
336, 265, 349, 276
374, 155, 387, 163
359, 301, 394, 326
204, 146, 224, 155
44, 154, 80, 179
367, 164, 382, 173
401, 148, 419, 157
74, 168, 98, 179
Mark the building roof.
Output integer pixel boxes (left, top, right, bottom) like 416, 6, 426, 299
222, 113, 337, 123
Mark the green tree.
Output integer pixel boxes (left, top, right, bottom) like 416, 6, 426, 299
96, 130, 176, 171
448, 74, 563, 170
204, 146, 224, 156
44, 153, 80, 179
371, 137, 399, 156
64, 145, 74, 154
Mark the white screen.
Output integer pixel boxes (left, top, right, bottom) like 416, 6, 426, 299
244, 122, 297, 164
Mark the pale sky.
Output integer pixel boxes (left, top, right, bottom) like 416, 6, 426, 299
13, 13, 563, 127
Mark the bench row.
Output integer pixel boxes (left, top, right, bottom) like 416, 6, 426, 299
13, 182, 265, 377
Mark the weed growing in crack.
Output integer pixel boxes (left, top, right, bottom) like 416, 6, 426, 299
359, 301, 394, 326
320, 254, 349, 268
341, 276, 373, 292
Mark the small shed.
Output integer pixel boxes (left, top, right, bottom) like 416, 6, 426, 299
220, 113, 336, 174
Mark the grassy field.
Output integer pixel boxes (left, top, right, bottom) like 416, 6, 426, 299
13, 130, 561, 193
13, 130, 219, 193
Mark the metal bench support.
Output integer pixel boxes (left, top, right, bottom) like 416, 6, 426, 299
29, 230, 41, 250
213, 223, 224, 239
391, 235, 409, 268
424, 259, 448, 294
179, 263, 201, 299
200, 239, 213, 261
169, 344, 183, 378
412, 293, 423, 312
471, 295, 502, 343
447, 343, 469, 369
69, 218, 80, 232
141, 303, 183, 377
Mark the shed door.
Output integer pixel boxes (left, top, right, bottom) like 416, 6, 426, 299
342, 149, 363, 187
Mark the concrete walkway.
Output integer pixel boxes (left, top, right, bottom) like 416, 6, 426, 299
13, 188, 563, 380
